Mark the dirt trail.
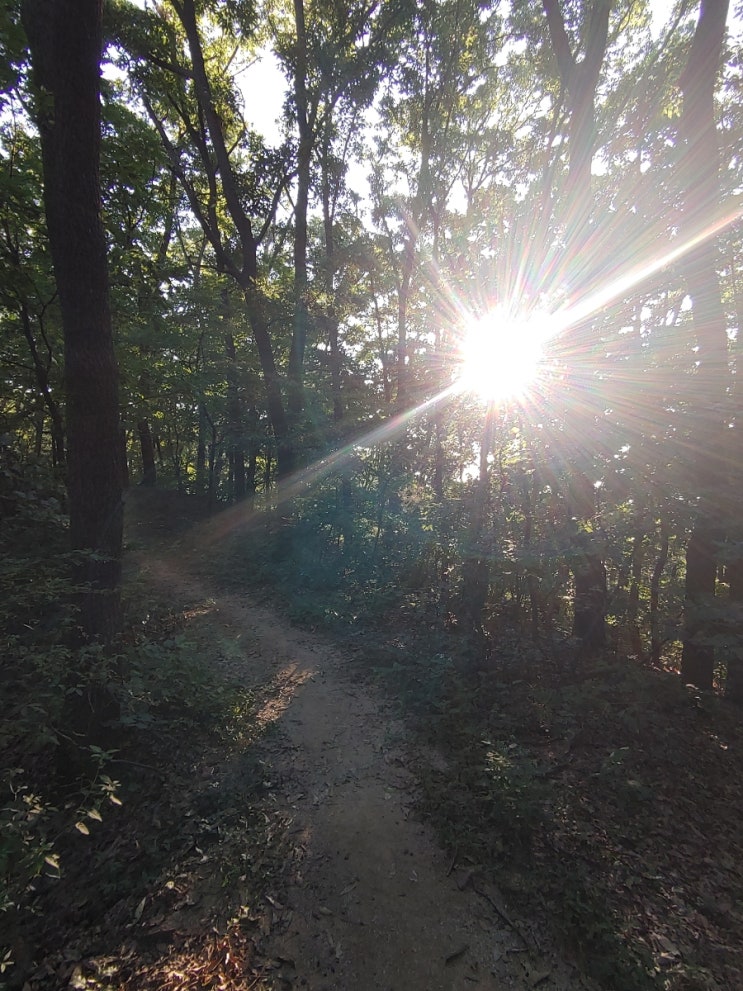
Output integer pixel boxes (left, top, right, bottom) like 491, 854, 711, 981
243, 604, 522, 991
133, 513, 591, 991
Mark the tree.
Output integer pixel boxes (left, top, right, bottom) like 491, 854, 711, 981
0, 113, 65, 464
678, 0, 731, 689
22, 0, 124, 642
111, 0, 301, 479
542, 0, 612, 648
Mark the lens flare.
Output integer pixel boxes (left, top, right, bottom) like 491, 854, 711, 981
456, 310, 551, 402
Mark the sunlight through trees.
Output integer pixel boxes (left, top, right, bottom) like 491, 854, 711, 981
4, 0, 743, 986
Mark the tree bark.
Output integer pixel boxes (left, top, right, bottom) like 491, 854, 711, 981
542, 0, 611, 649
22, 0, 124, 642
288, 0, 311, 429
679, 0, 730, 689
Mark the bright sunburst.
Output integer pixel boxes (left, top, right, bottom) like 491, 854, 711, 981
456, 309, 551, 403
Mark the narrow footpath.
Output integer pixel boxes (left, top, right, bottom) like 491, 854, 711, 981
140, 534, 594, 991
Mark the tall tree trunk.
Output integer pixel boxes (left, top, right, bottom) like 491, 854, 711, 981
650, 518, 670, 666
174, 0, 296, 480
543, 0, 611, 649
137, 418, 157, 486
288, 0, 311, 430
679, 0, 730, 689
23, 0, 124, 642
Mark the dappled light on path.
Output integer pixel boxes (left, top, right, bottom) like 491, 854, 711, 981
254, 663, 316, 730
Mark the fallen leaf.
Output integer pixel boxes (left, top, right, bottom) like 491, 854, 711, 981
134, 897, 147, 922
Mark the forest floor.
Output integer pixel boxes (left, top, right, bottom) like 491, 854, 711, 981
116, 490, 591, 991
6, 489, 593, 991
8, 489, 743, 991
123, 543, 587, 991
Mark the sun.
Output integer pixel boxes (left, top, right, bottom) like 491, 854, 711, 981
456, 310, 550, 403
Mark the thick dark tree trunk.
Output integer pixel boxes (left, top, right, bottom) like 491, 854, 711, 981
679, 0, 730, 689
23, 0, 124, 643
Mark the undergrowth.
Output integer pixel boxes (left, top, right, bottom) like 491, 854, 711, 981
1, 472, 269, 989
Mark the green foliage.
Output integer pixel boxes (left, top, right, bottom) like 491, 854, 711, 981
556, 867, 656, 991
0, 769, 55, 915
0, 460, 257, 945
419, 736, 547, 862
0, 0, 25, 107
